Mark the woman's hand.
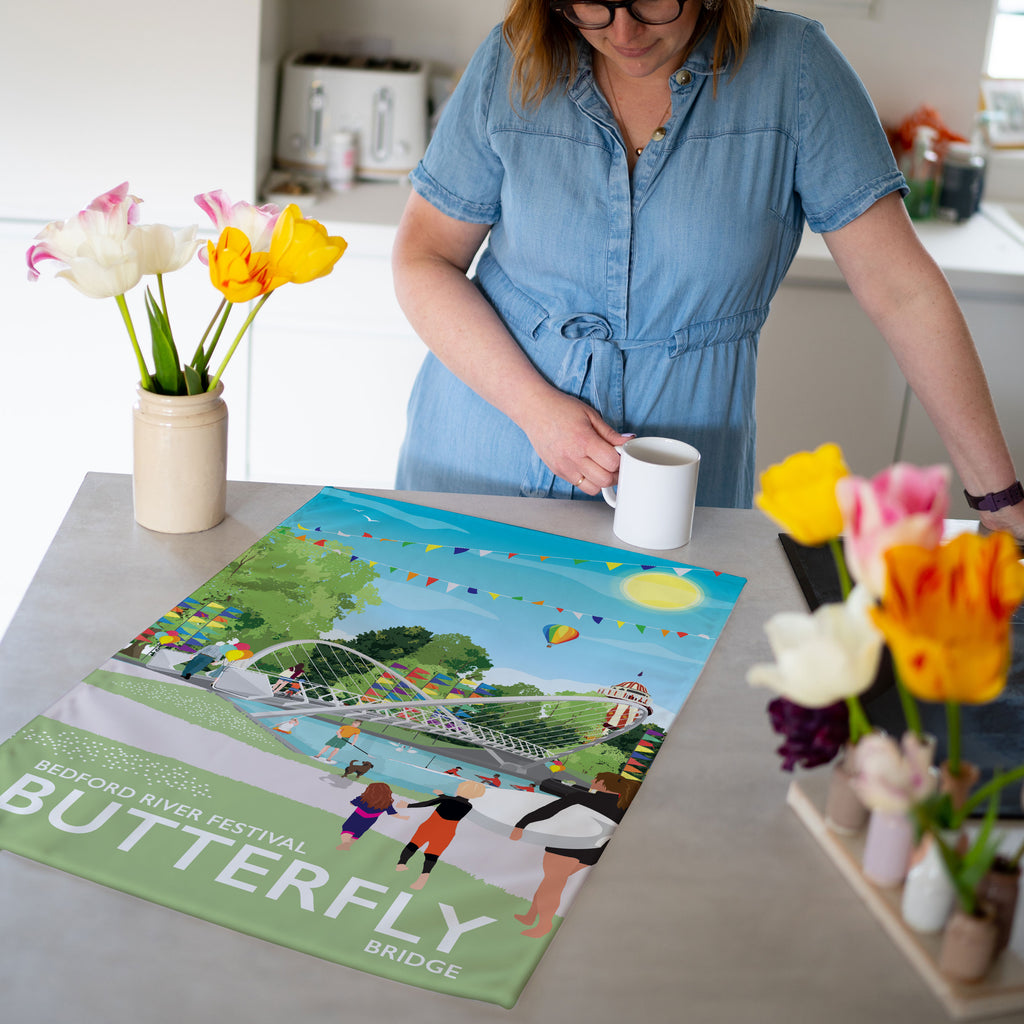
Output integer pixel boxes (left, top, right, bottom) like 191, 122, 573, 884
519, 390, 632, 496
980, 502, 1024, 545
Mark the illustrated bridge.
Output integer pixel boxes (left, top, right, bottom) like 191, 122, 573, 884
212, 639, 653, 773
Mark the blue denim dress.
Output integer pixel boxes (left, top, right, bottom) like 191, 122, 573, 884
396, 9, 906, 507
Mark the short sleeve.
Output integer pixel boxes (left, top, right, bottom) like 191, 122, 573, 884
794, 20, 907, 233
409, 25, 506, 224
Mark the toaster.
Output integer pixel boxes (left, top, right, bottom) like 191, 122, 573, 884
275, 52, 429, 182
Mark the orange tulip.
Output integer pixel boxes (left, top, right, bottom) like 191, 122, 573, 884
207, 226, 272, 303
870, 532, 1024, 704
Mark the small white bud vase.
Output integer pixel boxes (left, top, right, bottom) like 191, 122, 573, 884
132, 383, 228, 533
901, 832, 957, 933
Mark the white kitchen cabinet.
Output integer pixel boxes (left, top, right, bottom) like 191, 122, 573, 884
244, 219, 424, 488
755, 280, 908, 478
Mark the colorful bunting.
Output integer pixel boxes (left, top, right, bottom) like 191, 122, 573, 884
281, 525, 718, 642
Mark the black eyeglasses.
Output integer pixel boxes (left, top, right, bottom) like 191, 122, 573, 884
550, 0, 686, 29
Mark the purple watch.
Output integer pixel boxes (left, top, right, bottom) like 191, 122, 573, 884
963, 480, 1024, 512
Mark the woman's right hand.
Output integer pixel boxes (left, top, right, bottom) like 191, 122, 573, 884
393, 193, 631, 496
519, 390, 632, 497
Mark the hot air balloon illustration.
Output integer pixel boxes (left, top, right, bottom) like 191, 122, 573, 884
543, 623, 580, 648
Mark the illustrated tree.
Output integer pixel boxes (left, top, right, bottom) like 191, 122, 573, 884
188, 531, 381, 652
345, 625, 435, 668
412, 632, 494, 681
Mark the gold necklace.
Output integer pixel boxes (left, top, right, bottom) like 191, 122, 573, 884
602, 68, 673, 157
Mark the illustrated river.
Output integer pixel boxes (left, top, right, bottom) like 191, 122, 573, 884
226, 697, 539, 796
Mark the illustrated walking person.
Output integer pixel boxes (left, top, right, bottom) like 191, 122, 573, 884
337, 782, 408, 850
272, 662, 306, 694
510, 772, 637, 938
395, 781, 487, 890
179, 641, 226, 680
316, 721, 361, 763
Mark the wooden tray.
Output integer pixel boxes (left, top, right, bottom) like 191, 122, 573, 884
788, 772, 1024, 1020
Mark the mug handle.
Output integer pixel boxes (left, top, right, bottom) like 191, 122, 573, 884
601, 445, 626, 508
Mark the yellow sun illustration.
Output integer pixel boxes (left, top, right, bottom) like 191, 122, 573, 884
620, 571, 703, 610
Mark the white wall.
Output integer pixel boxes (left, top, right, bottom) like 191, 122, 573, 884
284, 0, 996, 138
284, 0, 507, 71
0, 0, 264, 225
804, 0, 996, 137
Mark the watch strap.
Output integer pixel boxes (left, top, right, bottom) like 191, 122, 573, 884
963, 480, 1024, 512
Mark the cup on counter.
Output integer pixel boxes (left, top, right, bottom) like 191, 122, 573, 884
601, 437, 700, 550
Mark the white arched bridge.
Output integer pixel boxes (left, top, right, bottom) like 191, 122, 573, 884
210, 639, 653, 771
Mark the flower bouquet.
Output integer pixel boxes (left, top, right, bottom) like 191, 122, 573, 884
748, 443, 1024, 983
25, 184, 348, 532
26, 183, 348, 395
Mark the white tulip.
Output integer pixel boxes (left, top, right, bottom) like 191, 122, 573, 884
747, 585, 884, 708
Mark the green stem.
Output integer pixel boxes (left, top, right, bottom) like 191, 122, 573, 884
946, 700, 961, 778
116, 293, 153, 391
829, 537, 853, 600
208, 293, 271, 391
190, 298, 229, 371
846, 695, 871, 744
957, 763, 1024, 824
156, 273, 169, 322
196, 302, 233, 377
892, 662, 923, 740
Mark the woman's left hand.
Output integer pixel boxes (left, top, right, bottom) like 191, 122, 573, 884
980, 502, 1024, 546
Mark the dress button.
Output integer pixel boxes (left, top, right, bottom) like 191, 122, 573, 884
675, 69, 692, 85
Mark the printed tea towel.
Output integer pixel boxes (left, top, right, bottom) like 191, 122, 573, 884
0, 489, 744, 1007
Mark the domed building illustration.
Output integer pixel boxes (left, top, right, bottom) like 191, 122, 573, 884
598, 676, 652, 732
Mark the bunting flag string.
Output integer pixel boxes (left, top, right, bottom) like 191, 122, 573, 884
293, 522, 722, 575
286, 526, 714, 642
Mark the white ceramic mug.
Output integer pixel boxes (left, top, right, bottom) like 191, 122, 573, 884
601, 437, 701, 550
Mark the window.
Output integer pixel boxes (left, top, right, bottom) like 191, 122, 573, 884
988, 0, 1024, 79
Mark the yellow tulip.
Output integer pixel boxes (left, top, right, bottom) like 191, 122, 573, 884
266, 204, 347, 288
871, 532, 1024, 704
207, 227, 272, 303
754, 443, 849, 546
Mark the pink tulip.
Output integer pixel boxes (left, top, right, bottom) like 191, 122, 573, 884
26, 182, 144, 297
836, 463, 950, 598
851, 731, 937, 814
194, 190, 281, 262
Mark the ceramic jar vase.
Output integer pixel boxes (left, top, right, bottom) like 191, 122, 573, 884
939, 905, 999, 983
977, 857, 1021, 955
132, 383, 228, 534
941, 761, 981, 814
825, 745, 869, 835
861, 809, 914, 888
902, 831, 957, 933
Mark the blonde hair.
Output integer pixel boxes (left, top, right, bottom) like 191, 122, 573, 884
502, 0, 757, 108
456, 780, 488, 799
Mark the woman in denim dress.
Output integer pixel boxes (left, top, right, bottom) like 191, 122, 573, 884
393, 0, 1023, 537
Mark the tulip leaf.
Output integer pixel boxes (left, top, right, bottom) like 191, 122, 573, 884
145, 288, 183, 394
183, 365, 204, 395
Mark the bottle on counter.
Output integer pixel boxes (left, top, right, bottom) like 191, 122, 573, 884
937, 140, 986, 223
902, 126, 941, 220
326, 129, 357, 191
